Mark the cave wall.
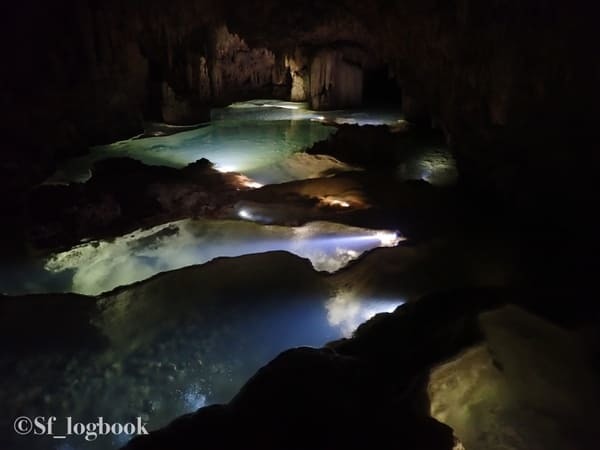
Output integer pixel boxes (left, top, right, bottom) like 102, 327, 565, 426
285, 48, 311, 102
1, 0, 598, 198
309, 48, 364, 110
225, 0, 600, 199
0, 0, 287, 192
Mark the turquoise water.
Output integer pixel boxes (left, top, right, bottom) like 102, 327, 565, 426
46, 101, 333, 184
0, 220, 402, 296
46, 100, 407, 185
3, 100, 416, 450
3, 260, 404, 450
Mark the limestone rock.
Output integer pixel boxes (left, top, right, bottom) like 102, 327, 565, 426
310, 48, 364, 110
428, 305, 600, 450
160, 82, 210, 125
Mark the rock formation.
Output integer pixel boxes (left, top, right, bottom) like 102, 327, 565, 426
119, 288, 600, 450
309, 48, 364, 110
4, 0, 598, 199
25, 157, 244, 249
1, 3, 599, 449
429, 306, 600, 450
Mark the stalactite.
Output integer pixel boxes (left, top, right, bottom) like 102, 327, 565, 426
309, 49, 363, 110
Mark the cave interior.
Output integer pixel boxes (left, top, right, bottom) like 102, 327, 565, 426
1, 1, 599, 450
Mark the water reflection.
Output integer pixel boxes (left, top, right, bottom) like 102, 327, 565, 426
326, 290, 405, 336
4, 99, 418, 450
0, 220, 402, 296
396, 147, 458, 186
45, 100, 404, 186
2, 262, 406, 450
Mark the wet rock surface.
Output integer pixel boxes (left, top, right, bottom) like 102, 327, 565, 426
122, 288, 600, 450
2, 102, 597, 450
2, 2, 599, 447
0, 231, 518, 449
124, 346, 457, 450
22, 122, 458, 251
429, 305, 600, 450
2, 197, 598, 450
26, 158, 243, 249
306, 124, 453, 180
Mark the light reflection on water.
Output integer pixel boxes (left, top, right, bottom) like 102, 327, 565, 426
4, 100, 418, 449
0, 220, 402, 297
326, 290, 405, 336
3, 285, 404, 450
45, 100, 404, 186
2, 217, 405, 450
46, 119, 334, 185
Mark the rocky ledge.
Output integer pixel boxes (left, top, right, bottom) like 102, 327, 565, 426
122, 287, 600, 450
23, 124, 458, 252
26, 157, 243, 249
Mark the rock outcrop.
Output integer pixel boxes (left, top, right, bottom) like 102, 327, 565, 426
124, 346, 458, 450
121, 288, 600, 450
26, 157, 244, 249
309, 48, 364, 110
429, 305, 600, 450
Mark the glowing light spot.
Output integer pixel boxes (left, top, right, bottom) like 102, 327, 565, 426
310, 115, 326, 122
215, 165, 236, 173
238, 209, 253, 220
346, 250, 359, 258
261, 103, 300, 110
320, 197, 352, 208
244, 181, 263, 189
235, 174, 264, 189
330, 199, 350, 208
375, 231, 404, 246
37, 220, 405, 295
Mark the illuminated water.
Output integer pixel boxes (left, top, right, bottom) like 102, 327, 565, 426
2, 257, 404, 450
46, 100, 404, 185
0, 220, 401, 296
3, 100, 426, 450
